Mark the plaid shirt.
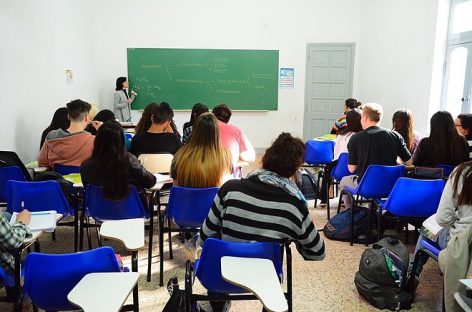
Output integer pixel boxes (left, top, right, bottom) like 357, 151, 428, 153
0, 213, 31, 274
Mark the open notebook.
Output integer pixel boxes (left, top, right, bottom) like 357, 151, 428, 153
419, 213, 443, 240
10, 210, 57, 232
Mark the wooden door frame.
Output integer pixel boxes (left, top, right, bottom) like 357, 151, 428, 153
303, 42, 356, 140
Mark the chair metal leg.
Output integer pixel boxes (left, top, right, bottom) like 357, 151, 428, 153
86, 218, 92, 250
349, 194, 358, 246
131, 251, 139, 312
13, 250, 21, 312
185, 260, 193, 312
168, 218, 173, 260
159, 214, 165, 287
147, 204, 154, 282
96, 227, 102, 247
51, 230, 56, 241
74, 194, 79, 252
377, 208, 382, 242
286, 245, 293, 312
365, 202, 373, 246
326, 177, 331, 220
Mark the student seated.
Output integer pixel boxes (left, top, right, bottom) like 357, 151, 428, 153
392, 109, 421, 154
212, 104, 255, 172
182, 103, 209, 144
319, 108, 362, 204
409, 160, 472, 289
135, 103, 158, 135
413, 111, 469, 168
171, 113, 232, 188
330, 98, 362, 135
0, 210, 31, 275
197, 133, 325, 311
84, 109, 116, 135
455, 113, 472, 160
130, 103, 182, 157
40, 107, 70, 150
80, 121, 156, 199
340, 103, 412, 210
38, 100, 101, 170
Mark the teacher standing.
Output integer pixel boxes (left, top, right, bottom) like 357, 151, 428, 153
114, 77, 136, 122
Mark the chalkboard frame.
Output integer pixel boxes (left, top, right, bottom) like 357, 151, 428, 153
127, 48, 279, 111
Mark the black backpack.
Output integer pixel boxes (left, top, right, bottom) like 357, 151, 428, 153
354, 238, 413, 311
298, 169, 318, 200
323, 206, 369, 241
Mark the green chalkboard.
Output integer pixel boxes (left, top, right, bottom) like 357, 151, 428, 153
127, 48, 279, 110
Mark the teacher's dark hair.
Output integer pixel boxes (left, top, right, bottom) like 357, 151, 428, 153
262, 133, 306, 178
91, 120, 130, 200
115, 77, 127, 91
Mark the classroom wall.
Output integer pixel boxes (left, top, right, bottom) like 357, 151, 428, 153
357, 0, 441, 136
1, 0, 443, 162
0, 1, 101, 162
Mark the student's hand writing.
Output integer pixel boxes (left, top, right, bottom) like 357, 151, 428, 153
16, 209, 31, 225
91, 121, 103, 130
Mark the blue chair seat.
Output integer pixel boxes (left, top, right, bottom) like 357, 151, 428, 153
420, 239, 441, 259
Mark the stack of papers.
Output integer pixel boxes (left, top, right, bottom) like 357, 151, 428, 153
154, 173, 172, 184
419, 213, 443, 240
10, 210, 58, 232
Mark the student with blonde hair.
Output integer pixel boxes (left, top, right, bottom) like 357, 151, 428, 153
170, 113, 232, 188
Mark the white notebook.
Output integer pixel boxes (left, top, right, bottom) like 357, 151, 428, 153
154, 173, 172, 184
10, 210, 57, 232
419, 213, 443, 240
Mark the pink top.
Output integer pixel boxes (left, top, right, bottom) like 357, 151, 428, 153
217, 121, 255, 165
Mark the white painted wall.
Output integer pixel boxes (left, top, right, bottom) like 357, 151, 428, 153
357, 0, 440, 136
1, 0, 444, 161
0, 0, 101, 162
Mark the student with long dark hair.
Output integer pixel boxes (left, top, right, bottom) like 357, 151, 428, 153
81, 121, 156, 200
413, 111, 468, 167
456, 113, 472, 159
84, 109, 116, 135
392, 109, 421, 154
40, 107, 70, 149
135, 103, 158, 135
114, 77, 136, 122
171, 113, 231, 187
410, 160, 472, 283
182, 103, 209, 144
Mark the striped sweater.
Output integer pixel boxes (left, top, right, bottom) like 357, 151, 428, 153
198, 176, 325, 261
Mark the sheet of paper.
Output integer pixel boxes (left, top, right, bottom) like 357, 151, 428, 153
10, 210, 57, 232
460, 279, 472, 289
154, 173, 172, 183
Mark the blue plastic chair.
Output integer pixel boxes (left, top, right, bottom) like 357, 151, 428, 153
304, 140, 335, 209
22, 247, 133, 311
324, 153, 351, 219
340, 164, 406, 246
54, 164, 80, 175
84, 184, 149, 222
157, 186, 218, 287
6, 180, 72, 216
377, 178, 445, 241
185, 238, 292, 311
0, 151, 32, 181
436, 164, 455, 178
0, 166, 26, 203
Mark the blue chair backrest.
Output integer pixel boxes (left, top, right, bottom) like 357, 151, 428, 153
436, 164, 454, 177
383, 177, 445, 218
0, 166, 26, 202
167, 186, 219, 228
305, 140, 335, 165
6, 180, 72, 215
331, 152, 351, 181
54, 164, 80, 175
0, 266, 14, 288
85, 184, 149, 221
23, 247, 121, 311
356, 164, 406, 199
195, 238, 283, 294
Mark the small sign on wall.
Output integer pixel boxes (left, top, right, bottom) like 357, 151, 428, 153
279, 68, 294, 89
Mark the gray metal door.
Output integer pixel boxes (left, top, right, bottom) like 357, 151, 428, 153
303, 43, 355, 140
